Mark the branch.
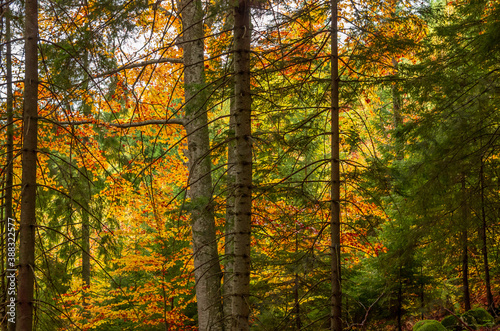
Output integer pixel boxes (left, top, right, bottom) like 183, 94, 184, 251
443, 308, 475, 331
109, 118, 184, 127
94, 57, 183, 79
51, 118, 185, 127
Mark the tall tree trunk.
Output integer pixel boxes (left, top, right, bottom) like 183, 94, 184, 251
479, 159, 494, 311
81, 45, 91, 318
179, 0, 224, 329
330, 0, 342, 330
0, 192, 4, 331
224, 95, 236, 330
392, 58, 403, 331
3, 4, 16, 330
231, 0, 252, 329
17, 0, 39, 327
461, 176, 471, 312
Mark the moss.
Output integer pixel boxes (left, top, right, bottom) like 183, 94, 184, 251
463, 307, 494, 327
414, 319, 448, 331
441, 315, 461, 330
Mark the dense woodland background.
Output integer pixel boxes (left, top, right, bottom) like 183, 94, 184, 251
0, 0, 499, 330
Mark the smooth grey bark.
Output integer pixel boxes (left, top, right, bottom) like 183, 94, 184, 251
330, 0, 342, 330
231, 0, 252, 329
224, 95, 236, 330
17, 0, 39, 327
179, 0, 224, 329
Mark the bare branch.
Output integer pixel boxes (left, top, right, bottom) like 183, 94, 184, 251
50, 118, 185, 127
109, 118, 185, 127
94, 57, 183, 79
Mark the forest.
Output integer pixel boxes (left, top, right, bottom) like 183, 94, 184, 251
0, 0, 499, 330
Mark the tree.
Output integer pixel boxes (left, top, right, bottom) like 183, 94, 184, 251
231, 0, 252, 329
17, 0, 39, 327
179, 0, 224, 329
330, 0, 342, 329
1, 2, 17, 330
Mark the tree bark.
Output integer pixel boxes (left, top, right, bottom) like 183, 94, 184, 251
461, 176, 471, 312
397, 273, 402, 331
4, 5, 16, 331
179, 0, 224, 329
231, 0, 252, 329
17, 0, 39, 327
81, 45, 91, 318
81, 201, 91, 314
479, 160, 494, 311
294, 228, 301, 330
392, 58, 403, 331
82, 215, 90, 288
330, 0, 342, 330
224, 95, 236, 330
391, 58, 403, 161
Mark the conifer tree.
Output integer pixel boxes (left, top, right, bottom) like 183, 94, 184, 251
17, 0, 39, 327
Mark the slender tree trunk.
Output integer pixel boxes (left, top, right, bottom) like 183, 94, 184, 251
0, 196, 4, 331
461, 230, 471, 311
420, 266, 424, 320
224, 95, 236, 330
180, 0, 223, 329
397, 272, 402, 331
3, 5, 16, 331
479, 160, 494, 311
17, 0, 39, 327
461, 176, 471, 312
81, 46, 91, 318
82, 216, 90, 286
0, 179, 4, 331
391, 58, 403, 161
81, 203, 90, 310
392, 58, 403, 331
294, 226, 301, 330
231, 0, 252, 329
330, 0, 342, 330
